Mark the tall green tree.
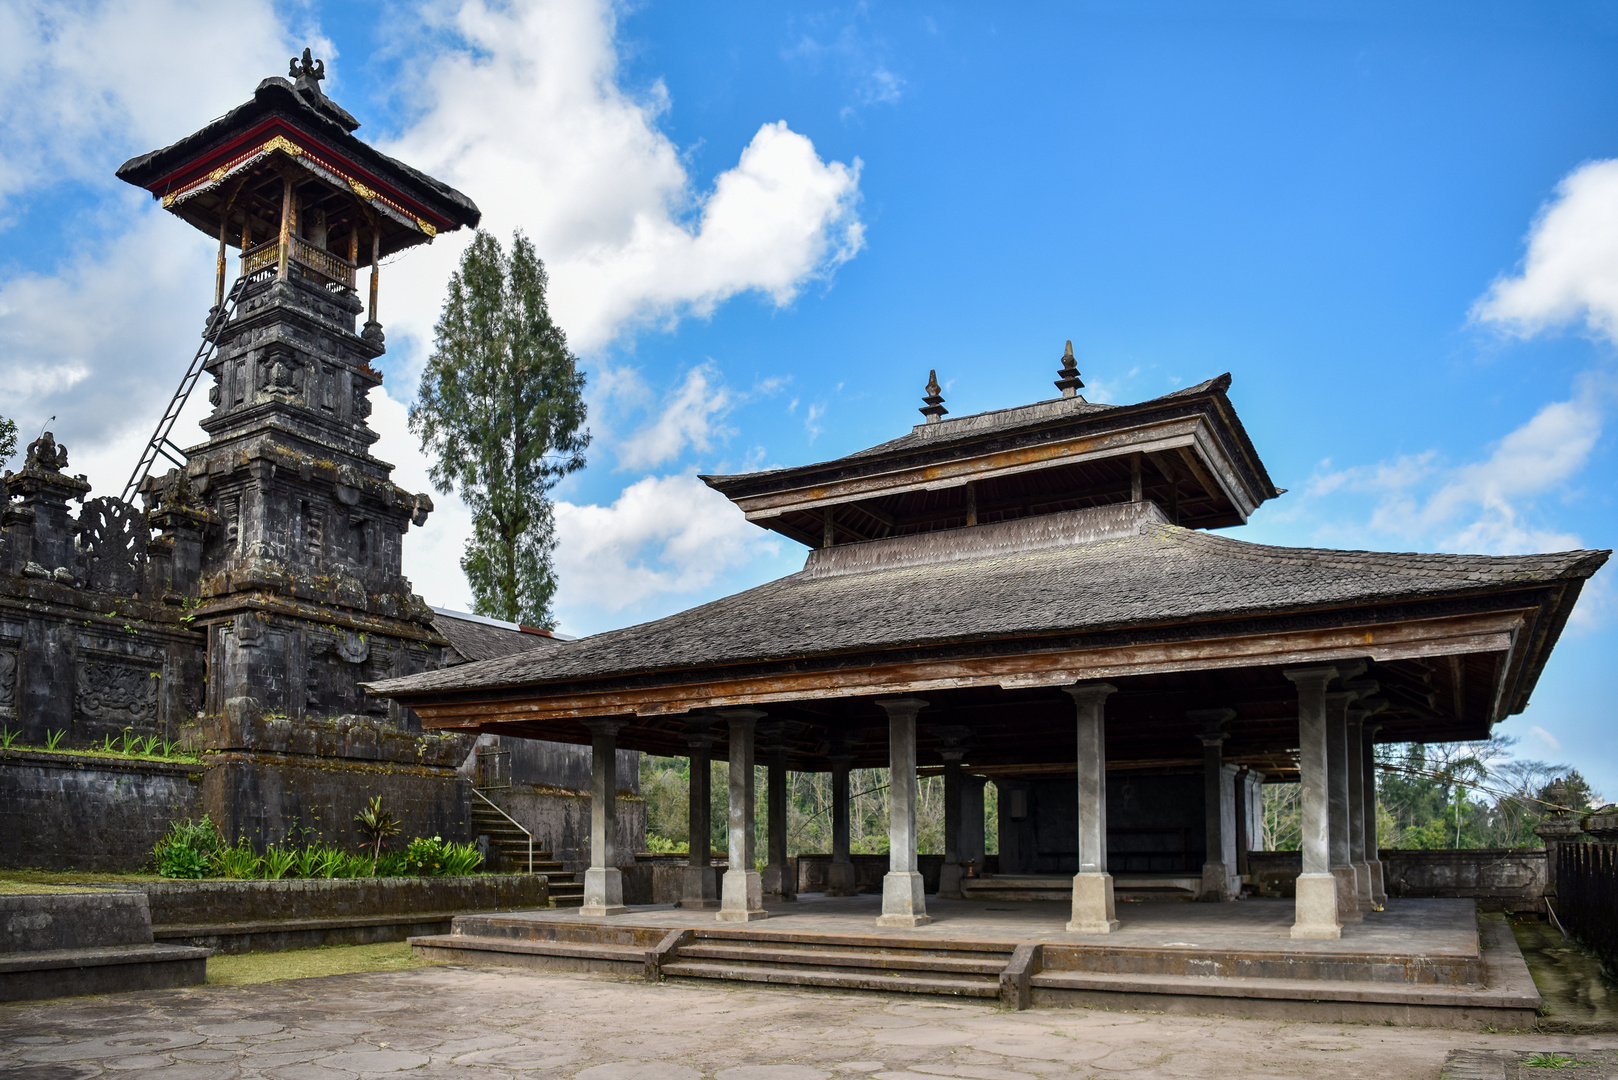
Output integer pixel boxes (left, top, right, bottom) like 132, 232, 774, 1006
0, 413, 16, 466
411, 230, 589, 627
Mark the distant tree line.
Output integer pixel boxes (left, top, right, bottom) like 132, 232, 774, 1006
639, 755, 1000, 858
1263, 735, 1601, 851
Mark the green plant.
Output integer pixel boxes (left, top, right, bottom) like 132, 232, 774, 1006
44, 730, 65, 751
137, 734, 160, 756
153, 816, 223, 879
260, 845, 297, 880
442, 841, 484, 876
643, 832, 683, 854
353, 796, 402, 875
316, 847, 349, 879
294, 846, 325, 879
404, 835, 449, 875
375, 851, 410, 877
1524, 1053, 1586, 1069
120, 727, 136, 754
0, 727, 15, 749
216, 840, 262, 879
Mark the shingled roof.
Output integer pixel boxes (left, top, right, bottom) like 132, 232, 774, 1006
430, 608, 563, 666
374, 503, 1606, 704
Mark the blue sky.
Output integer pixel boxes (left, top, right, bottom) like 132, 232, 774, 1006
2, 1, 1615, 796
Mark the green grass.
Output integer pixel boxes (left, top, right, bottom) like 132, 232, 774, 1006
1524, 1052, 1587, 1068
206, 941, 440, 986
0, 869, 165, 886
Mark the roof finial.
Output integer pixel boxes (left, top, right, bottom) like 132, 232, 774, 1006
1048, 340, 1087, 399
290, 48, 326, 84
1055, 340, 1084, 398
919, 369, 948, 424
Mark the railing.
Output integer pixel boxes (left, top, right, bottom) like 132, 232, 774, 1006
1554, 843, 1618, 976
471, 787, 532, 875
239, 235, 357, 291
475, 747, 511, 790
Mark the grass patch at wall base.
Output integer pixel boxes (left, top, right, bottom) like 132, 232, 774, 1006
206, 941, 440, 986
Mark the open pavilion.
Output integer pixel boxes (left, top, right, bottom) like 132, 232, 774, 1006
369, 350, 1603, 1023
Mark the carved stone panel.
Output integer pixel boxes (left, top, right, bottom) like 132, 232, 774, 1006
0, 644, 17, 713
76, 496, 151, 594
75, 654, 161, 726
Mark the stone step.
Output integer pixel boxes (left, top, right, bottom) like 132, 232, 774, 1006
676, 942, 1007, 976
1038, 941, 1480, 986
412, 933, 642, 965
1027, 968, 1538, 1009
660, 960, 1000, 998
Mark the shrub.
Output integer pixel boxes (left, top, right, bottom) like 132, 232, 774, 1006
294, 846, 325, 879
376, 851, 410, 877
216, 840, 262, 879
403, 835, 481, 876
154, 816, 222, 879
353, 796, 402, 875
260, 845, 297, 880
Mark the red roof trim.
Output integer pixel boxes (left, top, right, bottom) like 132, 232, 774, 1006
144, 116, 453, 230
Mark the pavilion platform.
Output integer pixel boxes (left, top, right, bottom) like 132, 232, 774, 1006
409, 893, 1539, 1029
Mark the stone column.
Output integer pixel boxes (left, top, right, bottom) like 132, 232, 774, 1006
1345, 710, 1373, 911
1244, 770, 1267, 853
961, 774, 988, 876
1066, 681, 1119, 933
1191, 708, 1238, 901
1362, 723, 1387, 908
936, 727, 971, 900
876, 697, 931, 928
1285, 665, 1341, 939
827, 740, 857, 897
759, 722, 795, 900
1324, 690, 1363, 922
680, 718, 719, 909
581, 719, 627, 917
717, 708, 767, 922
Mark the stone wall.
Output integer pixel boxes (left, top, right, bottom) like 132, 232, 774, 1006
1247, 848, 1547, 910
997, 772, 1205, 875
0, 749, 203, 871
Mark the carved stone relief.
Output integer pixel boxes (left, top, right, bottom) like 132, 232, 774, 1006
75, 654, 160, 724
75, 496, 151, 594
0, 645, 17, 709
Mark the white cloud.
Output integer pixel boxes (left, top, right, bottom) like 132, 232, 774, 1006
380, 0, 863, 356
1529, 725, 1563, 753
552, 473, 780, 624
1473, 158, 1618, 344
616, 362, 735, 471
1282, 378, 1607, 558
369, 386, 475, 612
0, 0, 298, 207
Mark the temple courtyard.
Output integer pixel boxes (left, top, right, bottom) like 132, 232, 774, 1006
1, 955, 1612, 1080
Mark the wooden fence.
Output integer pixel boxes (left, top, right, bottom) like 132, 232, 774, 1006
1554, 843, 1618, 975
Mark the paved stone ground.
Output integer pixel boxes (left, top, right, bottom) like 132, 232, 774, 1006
2, 965, 1615, 1080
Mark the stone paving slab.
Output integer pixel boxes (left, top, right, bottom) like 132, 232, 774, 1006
1, 960, 1613, 1079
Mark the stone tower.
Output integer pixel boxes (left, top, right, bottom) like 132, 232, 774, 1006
114, 51, 484, 843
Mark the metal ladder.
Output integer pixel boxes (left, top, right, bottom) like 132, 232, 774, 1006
121, 276, 249, 503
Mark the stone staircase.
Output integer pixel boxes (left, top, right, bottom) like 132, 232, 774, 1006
661, 929, 1010, 998
469, 802, 583, 908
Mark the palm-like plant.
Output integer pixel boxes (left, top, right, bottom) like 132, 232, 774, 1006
354, 796, 402, 875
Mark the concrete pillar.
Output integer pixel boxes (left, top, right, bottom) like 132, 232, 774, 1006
717, 708, 767, 922
1325, 690, 1363, 922
876, 697, 931, 928
581, 719, 627, 917
827, 742, 857, 897
935, 726, 970, 900
1190, 708, 1238, 901
961, 774, 988, 875
1345, 710, 1373, 910
1234, 766, 1252, 878
680, 718, 719, 910
1066, 681, 1119, 933
1362, 722, 1386, 908
759, 722, 795, 900
1285, 665, 1340, 939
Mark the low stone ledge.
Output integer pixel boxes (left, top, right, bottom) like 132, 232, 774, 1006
130, 873, 547, 928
